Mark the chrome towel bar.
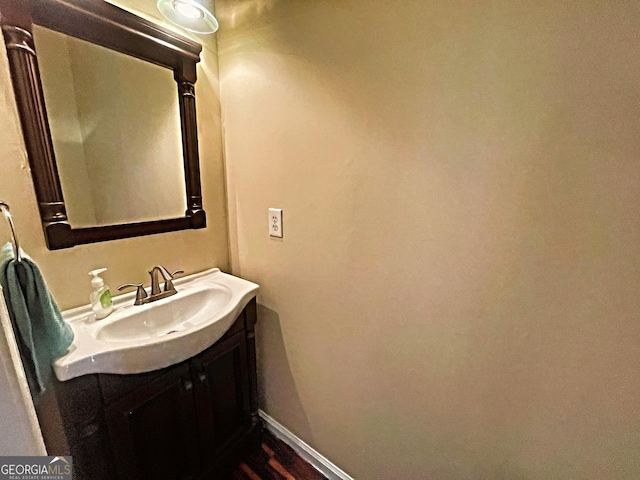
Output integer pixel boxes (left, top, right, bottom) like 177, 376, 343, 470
0, 201, 22, 262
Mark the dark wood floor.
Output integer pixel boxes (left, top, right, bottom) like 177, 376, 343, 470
227, 431, 327, 480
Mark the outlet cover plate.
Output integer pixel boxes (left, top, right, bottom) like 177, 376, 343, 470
269, 208, 283, 238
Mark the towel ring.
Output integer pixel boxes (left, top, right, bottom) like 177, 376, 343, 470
0, 201, 22, 262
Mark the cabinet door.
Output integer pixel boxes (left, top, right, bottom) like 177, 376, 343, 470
105, 364, 200, 480
54, 374, 115, 480
192, 331, 251, 464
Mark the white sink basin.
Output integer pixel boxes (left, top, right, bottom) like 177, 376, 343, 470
53, 268, 258, 381
96, 285, 232, 343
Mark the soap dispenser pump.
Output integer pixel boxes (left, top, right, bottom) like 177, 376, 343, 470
89, 268, 113, 319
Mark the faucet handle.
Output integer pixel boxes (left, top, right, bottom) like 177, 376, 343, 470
157, 265, 173, 280
117, 283, 148, 306
164, 270, 184, 293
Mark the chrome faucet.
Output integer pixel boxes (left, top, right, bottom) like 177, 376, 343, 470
118, 266, 184, 306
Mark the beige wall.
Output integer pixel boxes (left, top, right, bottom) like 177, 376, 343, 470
217, 1, 640, 479
0, 0, 228, 310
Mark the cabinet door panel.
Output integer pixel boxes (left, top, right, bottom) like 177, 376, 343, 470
192, 331, 250, 462
105, 364, 200, 480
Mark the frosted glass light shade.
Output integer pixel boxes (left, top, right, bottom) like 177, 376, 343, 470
157, 0, 219, 34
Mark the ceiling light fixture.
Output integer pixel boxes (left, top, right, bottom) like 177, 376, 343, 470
157, 0, 219, 34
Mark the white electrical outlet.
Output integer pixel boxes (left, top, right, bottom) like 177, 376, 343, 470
269, 208, 283, 238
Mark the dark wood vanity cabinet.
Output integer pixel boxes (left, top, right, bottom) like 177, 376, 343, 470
52, 299, 260, 480
191, 331, 251, 463
104, 362, 201, 480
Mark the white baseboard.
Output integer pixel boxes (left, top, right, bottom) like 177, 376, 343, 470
259, 410, 355, 480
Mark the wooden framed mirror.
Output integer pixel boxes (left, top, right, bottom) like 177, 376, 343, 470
0, 0, 206, 249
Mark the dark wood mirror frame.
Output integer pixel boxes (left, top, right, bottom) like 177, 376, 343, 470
0, 0, 206, 249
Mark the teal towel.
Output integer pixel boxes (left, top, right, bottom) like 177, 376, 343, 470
0, 243, 74, 394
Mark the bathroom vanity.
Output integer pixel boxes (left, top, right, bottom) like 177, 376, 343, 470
48, 269, 260, 480
54, 301, 258, 480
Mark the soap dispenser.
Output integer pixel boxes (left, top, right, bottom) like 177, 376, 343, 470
89, 268, 113, 319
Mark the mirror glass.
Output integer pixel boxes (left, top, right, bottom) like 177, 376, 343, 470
32, 25, 187, 228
